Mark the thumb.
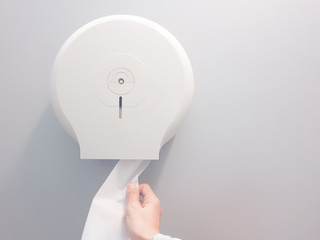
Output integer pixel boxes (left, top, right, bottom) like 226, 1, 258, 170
126, 182, 140, 206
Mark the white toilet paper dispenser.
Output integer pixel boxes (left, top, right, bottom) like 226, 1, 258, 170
51, 15, 194, 160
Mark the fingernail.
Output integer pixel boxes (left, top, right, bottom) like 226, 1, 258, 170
128, 182, 136, 189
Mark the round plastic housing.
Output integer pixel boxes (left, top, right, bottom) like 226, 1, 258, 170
51, 15, 194, 159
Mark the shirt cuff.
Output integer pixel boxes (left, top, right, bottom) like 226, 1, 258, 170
153, 233, 181, 240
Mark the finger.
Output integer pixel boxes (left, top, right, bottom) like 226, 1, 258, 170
139, 184, 159, 206
126, 182, 140, 207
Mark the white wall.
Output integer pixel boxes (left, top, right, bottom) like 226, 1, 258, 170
1, 0, 320, 239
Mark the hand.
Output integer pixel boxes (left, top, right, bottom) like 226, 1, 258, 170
125, 183, 162, 240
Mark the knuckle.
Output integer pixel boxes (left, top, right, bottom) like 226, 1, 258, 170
154, 197, 161, 206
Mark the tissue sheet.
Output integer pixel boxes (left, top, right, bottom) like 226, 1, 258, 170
81, 160, 150, 240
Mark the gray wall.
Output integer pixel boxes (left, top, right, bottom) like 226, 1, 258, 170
1, 0, 320, 239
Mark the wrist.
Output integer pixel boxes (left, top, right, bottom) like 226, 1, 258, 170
139, 230, 160, 240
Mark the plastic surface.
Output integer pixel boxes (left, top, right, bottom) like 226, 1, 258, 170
51, 15, 193, 159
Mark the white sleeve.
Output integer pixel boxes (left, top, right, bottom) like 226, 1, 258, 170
153, 233, 181, 240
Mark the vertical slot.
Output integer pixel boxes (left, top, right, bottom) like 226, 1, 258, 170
119, 96, 122, 119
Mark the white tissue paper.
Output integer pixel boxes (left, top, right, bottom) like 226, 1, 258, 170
81, 160, 150, 240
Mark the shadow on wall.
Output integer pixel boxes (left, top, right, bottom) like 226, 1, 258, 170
10, 105, 171, 240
